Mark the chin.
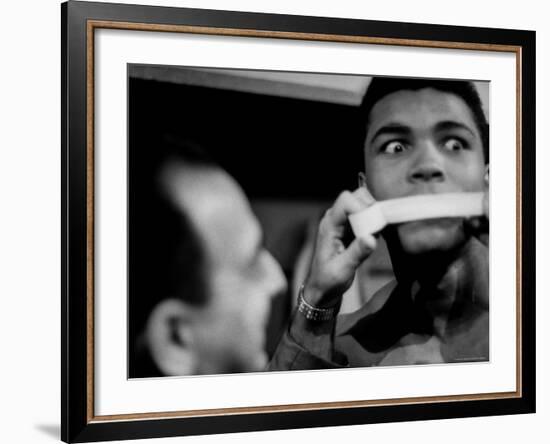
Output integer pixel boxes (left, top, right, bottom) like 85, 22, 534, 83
235, 350, 268, 373
250, 351, 268, 372
396, 218, 466, 255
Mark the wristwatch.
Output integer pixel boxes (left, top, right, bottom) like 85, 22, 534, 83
297, 283, 338, 322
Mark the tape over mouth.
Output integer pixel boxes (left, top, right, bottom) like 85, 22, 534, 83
348, 192, 485, 238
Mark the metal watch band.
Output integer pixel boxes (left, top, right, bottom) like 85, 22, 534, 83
297, 284, 338, 322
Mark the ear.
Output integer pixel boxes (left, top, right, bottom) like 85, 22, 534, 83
358, 171, 367, 188
145, 298, 197, 376
484, 164, 490, 187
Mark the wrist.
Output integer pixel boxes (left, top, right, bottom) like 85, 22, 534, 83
303, 280, 343, 309
290, 288, 339, 362
297, 283, 340, 322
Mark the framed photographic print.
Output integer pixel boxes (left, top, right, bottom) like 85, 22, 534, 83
61, 1, 536, 442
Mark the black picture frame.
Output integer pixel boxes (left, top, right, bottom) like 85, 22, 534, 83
61, 1, 536, 442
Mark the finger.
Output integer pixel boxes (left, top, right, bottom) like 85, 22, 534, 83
336, 234, 377, 269
465, 216, 482, 231
329, 188, 377, 227
463, 215, 489, 241
327, 190, 367, 226
354, 186, 376, 207
482, 191, 489, 219
477, 232, 489, 247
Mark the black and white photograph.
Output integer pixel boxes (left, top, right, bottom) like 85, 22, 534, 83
128, 66, 491, 378
58, 3, 536, 442
2, 0, 545, 442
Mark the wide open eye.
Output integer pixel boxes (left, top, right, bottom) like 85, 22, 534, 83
380, 140, 409, 154
442, 137, 469, 151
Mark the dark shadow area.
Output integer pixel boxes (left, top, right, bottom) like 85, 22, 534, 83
127, 73, 367, 376
128, 76, 365, 202
35, 424, 60, 440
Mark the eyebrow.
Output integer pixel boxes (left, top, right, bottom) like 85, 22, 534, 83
368, 120, 477, 145
433, 120, 477, 137
368, 122, 412, 145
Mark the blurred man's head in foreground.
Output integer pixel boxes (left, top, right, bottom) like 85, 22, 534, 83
130, 139, 287, 377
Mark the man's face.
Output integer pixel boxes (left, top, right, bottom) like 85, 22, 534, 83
168, 166, 287, 374
363, 88, 487, 254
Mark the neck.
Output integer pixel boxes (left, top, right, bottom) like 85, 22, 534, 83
385, 235, 488, 335
386, 235, 469, 287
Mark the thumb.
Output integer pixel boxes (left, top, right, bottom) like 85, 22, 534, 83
482, 191, 489, 219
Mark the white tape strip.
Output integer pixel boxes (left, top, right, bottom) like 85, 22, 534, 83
349, 192, 485, 238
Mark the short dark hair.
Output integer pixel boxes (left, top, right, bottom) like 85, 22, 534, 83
128, 135, 215, 377
358, 77, 489, 162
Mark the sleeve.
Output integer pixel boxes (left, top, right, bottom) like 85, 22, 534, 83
267, 321, 349, 371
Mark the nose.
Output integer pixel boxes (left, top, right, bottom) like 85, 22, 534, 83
408, 141, 445, 183
262, 251, 288, 299
410, 164, 444, 182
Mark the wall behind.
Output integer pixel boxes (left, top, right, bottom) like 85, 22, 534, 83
0, 0, 546, 443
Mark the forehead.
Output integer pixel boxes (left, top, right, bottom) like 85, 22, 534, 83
366, 88, 479, 138
164, 164, 261, 267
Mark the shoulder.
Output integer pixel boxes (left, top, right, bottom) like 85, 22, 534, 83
332, 280, 398, 367
335, 280, 397, 336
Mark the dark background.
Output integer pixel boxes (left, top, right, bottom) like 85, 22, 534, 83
128, 77, 365, 200
128, 75, 366, 355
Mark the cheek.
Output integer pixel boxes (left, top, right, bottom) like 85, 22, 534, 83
446, 158, 487, 191
215, 274, 270, 334
241, 292, 270, 335
365, 160, 406, 200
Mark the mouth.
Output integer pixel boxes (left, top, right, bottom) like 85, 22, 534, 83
391, 216, 468, 253
350, 192, 484, 240
394, 217, 466, 246
400, 186, 459, 197
398, 217, 462, 229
